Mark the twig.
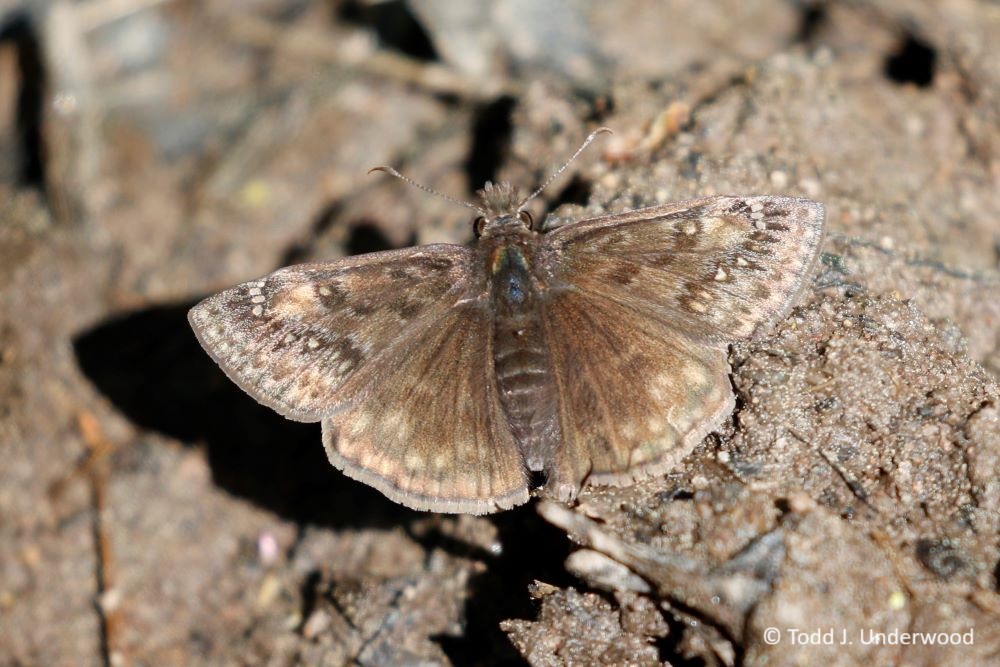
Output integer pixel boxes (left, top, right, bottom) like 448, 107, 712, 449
76, 411, 123, 667
225, 14, 519, 103
73, 0, 172, 32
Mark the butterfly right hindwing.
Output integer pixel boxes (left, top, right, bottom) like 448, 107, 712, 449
532, 195, 825, 496
537, 282, 734, 499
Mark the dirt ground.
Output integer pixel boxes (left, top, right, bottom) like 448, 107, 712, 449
1, 1, 999, 665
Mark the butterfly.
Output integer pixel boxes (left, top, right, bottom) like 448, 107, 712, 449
189, 129, 825, 514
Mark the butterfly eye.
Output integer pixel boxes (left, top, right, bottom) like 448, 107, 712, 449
517, 210, 533, 229
474, 217, 487, 236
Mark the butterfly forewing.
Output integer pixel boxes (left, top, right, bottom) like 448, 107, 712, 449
188, 245, 473, 421
189, 179, 825, 514
531, 195, 825, 495
545, 196, 826, 342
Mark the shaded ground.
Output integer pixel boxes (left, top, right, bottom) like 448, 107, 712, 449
1, 1, 998, 665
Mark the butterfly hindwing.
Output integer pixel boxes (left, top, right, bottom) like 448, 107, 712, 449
538, 285, 734, 498
534, 195, 824, 495
321, 298, 530, 514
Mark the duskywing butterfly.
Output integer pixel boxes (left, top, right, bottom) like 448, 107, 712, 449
189, 129, 825, 514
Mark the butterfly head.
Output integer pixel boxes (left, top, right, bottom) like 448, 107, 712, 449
369, 128, 612, 239
473, 181, 534, 237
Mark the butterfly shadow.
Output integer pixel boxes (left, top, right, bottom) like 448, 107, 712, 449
72, 300, 419, 529
74, 299, 587, 661
423, 505, 576, 665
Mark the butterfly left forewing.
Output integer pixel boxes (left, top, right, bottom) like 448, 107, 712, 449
188, 245, 471, 422
544, 195, 825, 342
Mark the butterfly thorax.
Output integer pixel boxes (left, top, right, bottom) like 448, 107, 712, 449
483, 232, 561, 471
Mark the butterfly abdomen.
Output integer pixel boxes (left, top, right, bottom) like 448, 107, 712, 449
488, 242, 561, 470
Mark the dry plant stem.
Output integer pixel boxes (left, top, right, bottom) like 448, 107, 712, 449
226, 14, 520, 103
76, 412, 123, 667
538, 501, 751, 644
636, 57, 748, 154
41, 1, 100, 225
72, 0, 171, 32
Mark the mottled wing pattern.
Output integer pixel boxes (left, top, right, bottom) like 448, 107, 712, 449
545, 196, 826, 342
190, 244, 530, 513
539, 286, 734, 498
536, 195, 824, 494
188, 245, 472, 421
322, 298, 530, 514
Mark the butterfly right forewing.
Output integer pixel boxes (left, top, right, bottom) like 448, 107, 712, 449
533, 195, 825, 496
545, 195, 825, 342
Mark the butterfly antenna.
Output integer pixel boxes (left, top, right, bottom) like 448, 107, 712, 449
368, 166, 485, 214
516, 127, 612, 210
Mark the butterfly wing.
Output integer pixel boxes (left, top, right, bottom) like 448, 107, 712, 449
536, 195, 824, 495
321, 297, 530, 514
538, 286, 734, 498
190, 244, 530, 513
544, 195, 825, 342
189, 245, 472, 421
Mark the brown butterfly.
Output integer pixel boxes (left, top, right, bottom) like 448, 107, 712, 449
189, 129, 825, 514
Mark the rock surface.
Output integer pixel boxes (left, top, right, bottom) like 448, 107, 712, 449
1, 1, 998, 665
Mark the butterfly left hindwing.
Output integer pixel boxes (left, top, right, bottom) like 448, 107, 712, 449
322, 297, 530, 514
